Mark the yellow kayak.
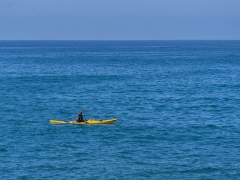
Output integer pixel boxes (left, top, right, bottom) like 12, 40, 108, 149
50, 118, 117, 125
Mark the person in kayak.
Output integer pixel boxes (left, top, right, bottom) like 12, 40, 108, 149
76, 110, 85, 122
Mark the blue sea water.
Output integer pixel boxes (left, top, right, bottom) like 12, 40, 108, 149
0, 40, 240, 179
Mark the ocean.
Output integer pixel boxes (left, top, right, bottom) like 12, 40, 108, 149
0, 40, 240, 179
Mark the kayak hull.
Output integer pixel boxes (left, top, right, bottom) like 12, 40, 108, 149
50, 118, 117, 125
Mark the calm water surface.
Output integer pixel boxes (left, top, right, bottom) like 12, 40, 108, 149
0, 41, 240, 179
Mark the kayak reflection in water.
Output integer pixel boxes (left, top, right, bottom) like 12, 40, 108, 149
76, 109, 85, 122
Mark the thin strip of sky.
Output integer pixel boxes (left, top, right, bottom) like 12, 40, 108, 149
0, 0, 240, 40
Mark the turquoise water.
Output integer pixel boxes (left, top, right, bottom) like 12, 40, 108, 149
1, 41, 240, 179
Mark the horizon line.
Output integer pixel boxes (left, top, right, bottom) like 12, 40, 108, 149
0, 39, 240, 41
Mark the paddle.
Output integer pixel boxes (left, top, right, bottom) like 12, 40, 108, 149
81, 108, 88, 123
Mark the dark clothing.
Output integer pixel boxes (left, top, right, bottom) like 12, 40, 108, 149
76, 112, 84, 122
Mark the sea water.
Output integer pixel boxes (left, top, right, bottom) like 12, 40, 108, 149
0, 41, 240, 179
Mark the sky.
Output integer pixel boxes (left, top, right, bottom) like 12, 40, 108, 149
1, 0, 240, 40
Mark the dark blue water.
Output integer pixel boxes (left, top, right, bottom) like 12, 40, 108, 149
1, 41, 240, 179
